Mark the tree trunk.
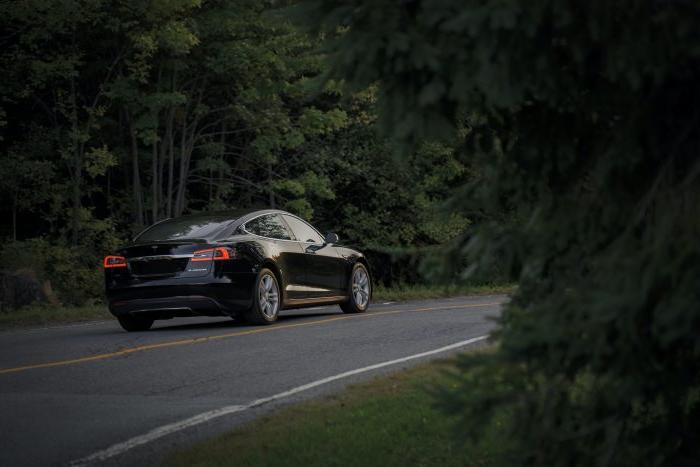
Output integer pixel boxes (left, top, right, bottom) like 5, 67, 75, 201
175, 119, 188, 216
159, 108, 173, 217
106, 169, 111, 214
209, 165, 213, 204
151, 132, 159, 223
216, 122, 226, 203
128, 111, 144, 226
176, 148, 193, 216
71, 166, 81, 246
69, 66, 81, 247
165, 69, 177, 218
165, 109, 175, 218
174, 114, 199, 216
11, 198, 17, 242
268, 162, 275, 208
151, 64, 163, 223
173, 83, 207, 216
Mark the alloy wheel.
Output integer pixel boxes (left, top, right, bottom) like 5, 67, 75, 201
352, 267, 370, 309
258, 274, 279, 318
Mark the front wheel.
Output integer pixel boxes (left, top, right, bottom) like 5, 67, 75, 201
117, 315, 154, 332
245, 268, 281, 324
340, 263, 371, 314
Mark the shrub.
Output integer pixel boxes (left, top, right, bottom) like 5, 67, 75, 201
0, 239, 104, 307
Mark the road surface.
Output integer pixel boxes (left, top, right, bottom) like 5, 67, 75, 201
0, 295, 505, 466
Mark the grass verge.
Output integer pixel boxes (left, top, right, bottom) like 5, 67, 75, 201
372, 283, 516, 302
0, 304, 111, 329
161, 352, 500, 467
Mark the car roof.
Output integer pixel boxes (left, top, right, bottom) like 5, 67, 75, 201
133, 208, 292, 243
172, 208, 288, 222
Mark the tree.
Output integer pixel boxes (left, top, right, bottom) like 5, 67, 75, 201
0, 146, 53, 241
301, 0, 700, 465
0, 0, 121, 244
0, 0, 480, 307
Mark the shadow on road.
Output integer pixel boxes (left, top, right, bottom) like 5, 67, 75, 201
146, 310, 344, 333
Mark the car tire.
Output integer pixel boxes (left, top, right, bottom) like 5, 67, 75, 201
246, 268, 281, 325
117, 315, 154, 332
340, 263, 371, 314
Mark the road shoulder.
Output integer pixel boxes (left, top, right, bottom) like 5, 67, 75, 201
160, 346, 498, 467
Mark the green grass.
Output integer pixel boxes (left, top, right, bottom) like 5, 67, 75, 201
162, 353, 502, 467
372, 283, 516, 302
0, 304, 111, 329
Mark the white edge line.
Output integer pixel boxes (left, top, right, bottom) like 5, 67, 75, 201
69, 334, 489, 466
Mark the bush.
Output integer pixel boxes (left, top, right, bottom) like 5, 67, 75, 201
0, 239, 102, 307
0, 269, 50, 313
0, 224, 121, 308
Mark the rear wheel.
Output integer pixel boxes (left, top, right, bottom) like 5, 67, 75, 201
340, 263, 371, 314
246, 268, 281, 324
117, 315, 154, 332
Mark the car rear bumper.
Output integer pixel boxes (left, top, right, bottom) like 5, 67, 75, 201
108, 295, 228, 318
106, 274, 256, 318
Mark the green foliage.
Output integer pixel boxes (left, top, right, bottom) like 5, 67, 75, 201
301, 102, 471, 283
0, 150, 54, 211
84, 145, 117, 178
298, 107, 349, 136
0, 239, 97, 306
0, 216, 124, 307
0, 0, 487, 312
304, 0, 700, 465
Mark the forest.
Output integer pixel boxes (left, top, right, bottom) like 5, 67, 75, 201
3, 0, 700, 465
0, 0, 480, 307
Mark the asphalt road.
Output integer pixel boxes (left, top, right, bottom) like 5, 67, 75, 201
0, 295, 505, 466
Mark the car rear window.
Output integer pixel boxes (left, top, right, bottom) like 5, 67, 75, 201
135, 215, 236, 242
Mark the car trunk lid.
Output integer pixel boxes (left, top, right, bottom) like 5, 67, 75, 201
120, 240, 212, 279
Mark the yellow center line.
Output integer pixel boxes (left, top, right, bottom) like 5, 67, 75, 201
0, 301, 503, 375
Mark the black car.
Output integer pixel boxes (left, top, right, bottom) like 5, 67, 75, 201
103, 209, 372, 332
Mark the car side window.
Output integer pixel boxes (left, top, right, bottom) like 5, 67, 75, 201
282, 215, 324, 244
244, 214, 293, 240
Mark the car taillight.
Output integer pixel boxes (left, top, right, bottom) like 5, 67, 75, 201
191, 247, 233, 262
103, 255, 127, 268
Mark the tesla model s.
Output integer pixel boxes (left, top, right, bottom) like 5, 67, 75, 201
103, 209, 372, 331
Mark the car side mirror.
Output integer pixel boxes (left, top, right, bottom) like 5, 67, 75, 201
324, 232, 339, 244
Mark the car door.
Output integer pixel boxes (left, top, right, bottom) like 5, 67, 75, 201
281, 214, 345, 297
243, 214, 306, 301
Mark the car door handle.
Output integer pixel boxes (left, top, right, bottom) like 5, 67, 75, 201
305, 244, 322, 253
